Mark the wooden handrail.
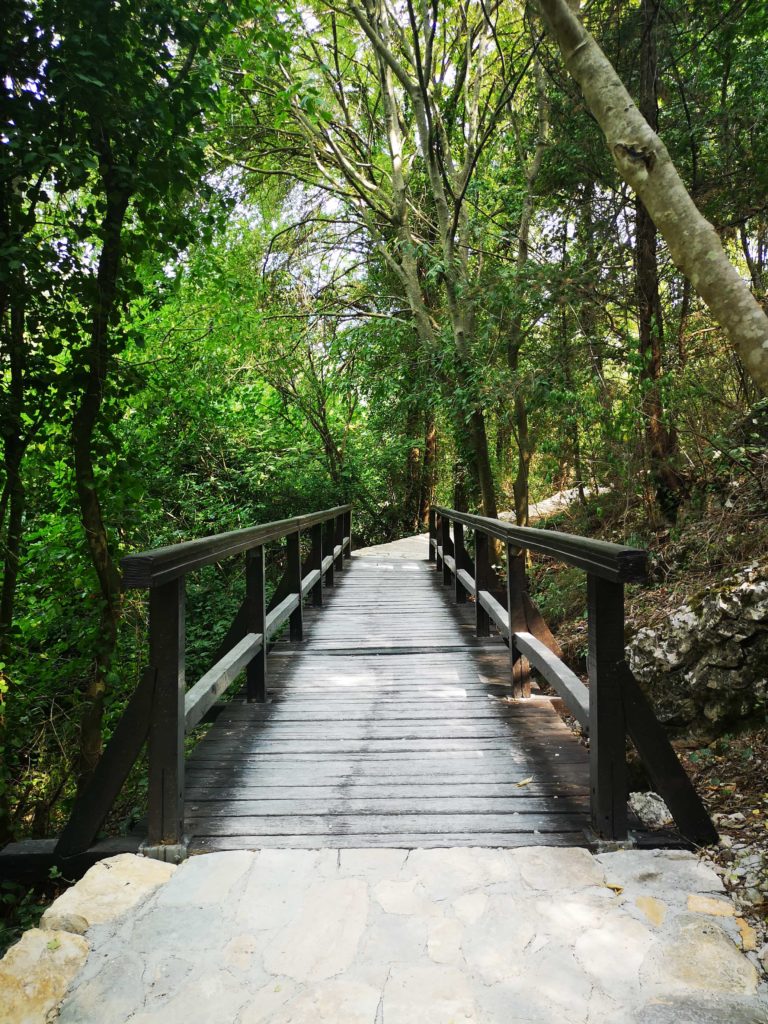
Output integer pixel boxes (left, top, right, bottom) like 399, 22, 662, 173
121, 504, 352, 588
431, 505, 648, 583
429, 505, 717, 847
56, 505, 353, 862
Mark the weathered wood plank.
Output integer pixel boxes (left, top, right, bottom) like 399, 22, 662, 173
184, 551, 591, 849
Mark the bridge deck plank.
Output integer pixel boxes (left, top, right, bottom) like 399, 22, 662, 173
186, 551, 591, 851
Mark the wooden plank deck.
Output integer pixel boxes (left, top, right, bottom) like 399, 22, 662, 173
185, 543, 591, 851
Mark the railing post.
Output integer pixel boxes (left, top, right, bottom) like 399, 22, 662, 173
440, 514, 452, 585
435, 513, 443, 573
506, 545, 531, 698
146, 577, 186, 858
310, 522, 323, 607
287, 530, 303, 641
587, 574, 628, 840
334, 514, 344, 570
344, 508, 352, 559
475, 529, 491, 637
323, 517, 335, 587
246, 544, 267, 702
454, 522, 468, 604
428, 507, 437, 562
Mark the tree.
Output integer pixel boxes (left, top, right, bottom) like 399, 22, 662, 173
536, 0, 768, 394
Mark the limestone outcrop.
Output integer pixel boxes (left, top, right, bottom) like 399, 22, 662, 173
628, 559, 768, 735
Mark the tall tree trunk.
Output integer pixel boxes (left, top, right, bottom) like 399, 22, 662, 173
417, 415, 437, 527
0, 303, 26, 653
636, 0, 684, 520
507, 59, 549, 527
72, 182, 129, 786
403, 403, 422, 533
536, 0, 768, 393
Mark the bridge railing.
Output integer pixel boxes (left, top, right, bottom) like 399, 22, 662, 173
429, 505, 717, 847
55, 504, 352, 861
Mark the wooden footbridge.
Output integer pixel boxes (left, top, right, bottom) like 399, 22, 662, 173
1, 504, 717, 874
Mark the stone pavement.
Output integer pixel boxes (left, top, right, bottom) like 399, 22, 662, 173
3, 848, 767, 1023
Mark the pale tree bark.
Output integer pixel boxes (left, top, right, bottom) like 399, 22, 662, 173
536, 0, 768, 394
635, 0, 685, 519
508, 57, 549, 527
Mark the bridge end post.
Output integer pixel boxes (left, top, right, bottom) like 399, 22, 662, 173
146, 578, 187, 855
587, 574, 628, 841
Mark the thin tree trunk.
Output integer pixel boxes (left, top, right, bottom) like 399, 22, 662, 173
72, 182, 129, 786
417, 415, 437, 527
636, 0, 684, 520
536, 0, 768, 393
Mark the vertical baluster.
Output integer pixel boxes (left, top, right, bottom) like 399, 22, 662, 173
287, 530, 303, 641
506, 545, 531, 698
147, 577, 186, 849
588, 574, 628, 840
310, 522, 323, 607
334, 514, 344, 570
344, 508, 352, 559
475, 530, 491, 637
435, 513, 443, 573
428, 507, 437, 562
246, 545, 267, 702
323, 517, 335, 587
454, 522, 468, 604
440, 514, 452, 585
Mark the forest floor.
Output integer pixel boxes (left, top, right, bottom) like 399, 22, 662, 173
524, 460, 768, 979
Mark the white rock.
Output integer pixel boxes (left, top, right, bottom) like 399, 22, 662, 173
40, 854, 175, 934
0, 928, 88, 1024
629, 792, 673, 829
263, 878, 368, 982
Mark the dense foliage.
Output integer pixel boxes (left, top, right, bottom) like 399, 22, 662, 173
1, 0, 767, 844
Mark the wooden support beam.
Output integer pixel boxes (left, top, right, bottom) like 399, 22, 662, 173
147, 578, 186, 849
587, 575, 628, 840
56, 668, 157, 857
428, 508, 437, 562
622, 668, 718, 846
246, 546, 267, 703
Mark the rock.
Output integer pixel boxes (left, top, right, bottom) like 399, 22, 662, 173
0, 928, 88, 1024
635, 895, 667, 928
630, 792, 673, 829
687, 894, 735, 916
641, 915, 758, 995
263, 878, 368, 982
736, 918, 758, 952
627, 558, 768, 734
41, 854, 176, 934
